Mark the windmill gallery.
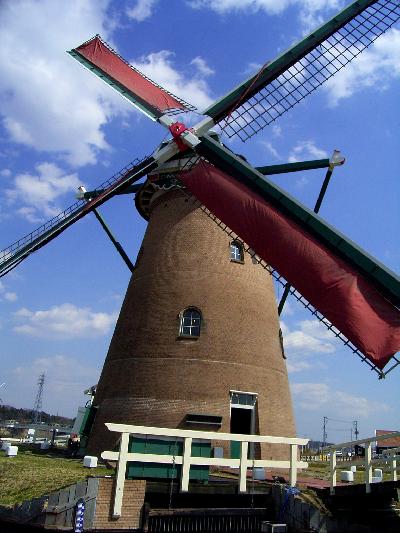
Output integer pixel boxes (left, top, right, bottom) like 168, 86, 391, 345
1, 1, 400, 531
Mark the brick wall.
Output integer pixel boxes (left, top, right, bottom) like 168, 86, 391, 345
88, 187, 295, 458
92, 478, 146, 530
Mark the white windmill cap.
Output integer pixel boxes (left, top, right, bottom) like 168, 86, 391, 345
329, 150, 345, 168
75, 185, 87, 199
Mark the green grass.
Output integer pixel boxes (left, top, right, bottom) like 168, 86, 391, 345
0, 446, 113, 506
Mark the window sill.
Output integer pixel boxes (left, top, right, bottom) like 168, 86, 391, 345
230, 259, 244, 264
177, 335, 200, 341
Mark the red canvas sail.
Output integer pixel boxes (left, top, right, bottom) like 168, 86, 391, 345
180, 161, 400, 369
74, 36, 187, 116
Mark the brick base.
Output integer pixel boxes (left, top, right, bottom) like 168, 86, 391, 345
92, 478, 146, 530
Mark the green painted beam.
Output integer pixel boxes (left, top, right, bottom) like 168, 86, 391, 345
256, 159, 330, 175
81, 183, 143, 200
203, 0, 377, 122
196, 134, 400, 306
93, 209, 135, 272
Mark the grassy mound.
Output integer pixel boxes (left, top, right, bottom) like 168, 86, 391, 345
0, 446, 113, 506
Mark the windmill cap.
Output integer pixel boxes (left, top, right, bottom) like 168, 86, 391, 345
329, 150, 345, 168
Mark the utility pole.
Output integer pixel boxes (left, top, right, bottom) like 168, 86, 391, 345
322, 416, 328, 449
0, 382, 5, 404
32, 373, 45, 425
353, 420, 359, 440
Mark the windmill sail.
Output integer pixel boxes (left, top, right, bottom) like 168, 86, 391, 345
0, 156, 156, 277
180, 159, 400, 370
69, 36, 195, 120
202, 0, 400, 141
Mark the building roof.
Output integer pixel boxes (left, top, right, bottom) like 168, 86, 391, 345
376, 430, 400, 448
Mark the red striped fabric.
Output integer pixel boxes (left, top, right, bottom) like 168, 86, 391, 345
75, 36, 186, 114
180, 161, 400, 369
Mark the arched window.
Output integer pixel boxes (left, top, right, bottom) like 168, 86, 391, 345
230, 240, 244, 263
179, 308, 202, 337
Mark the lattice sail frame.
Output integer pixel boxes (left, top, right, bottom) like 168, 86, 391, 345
219, 0, 400, 141
0, 155, 154, 277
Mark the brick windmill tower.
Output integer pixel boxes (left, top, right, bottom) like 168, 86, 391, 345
86, 152, 296, 457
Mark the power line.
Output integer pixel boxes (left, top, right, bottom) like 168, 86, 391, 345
322, 415, 359, 444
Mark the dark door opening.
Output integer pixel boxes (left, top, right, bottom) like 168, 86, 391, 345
230, 407, 252, 434
230, 407, 253, 459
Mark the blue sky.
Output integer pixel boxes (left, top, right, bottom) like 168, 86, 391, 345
0, 0, 399, 444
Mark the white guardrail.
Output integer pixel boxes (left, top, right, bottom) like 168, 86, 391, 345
322, 431, 400, 495
101, 423, 309, 518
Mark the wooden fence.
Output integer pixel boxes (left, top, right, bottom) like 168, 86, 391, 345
101, 422, 309, 518
322, 431, 400, 494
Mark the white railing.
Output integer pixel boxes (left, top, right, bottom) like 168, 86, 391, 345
101, 423, 309, 518
322, 431, 400, 495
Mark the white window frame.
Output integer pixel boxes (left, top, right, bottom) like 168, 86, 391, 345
179, 307, 202, 338
230, 241, 244, 262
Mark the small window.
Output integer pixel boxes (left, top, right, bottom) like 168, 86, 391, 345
230, 241, 244, 263
179, 308, 201, 337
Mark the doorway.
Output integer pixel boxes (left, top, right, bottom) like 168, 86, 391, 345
229, 390, 258, 459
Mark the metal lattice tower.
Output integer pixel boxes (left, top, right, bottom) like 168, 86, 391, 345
32, 373, 45, 425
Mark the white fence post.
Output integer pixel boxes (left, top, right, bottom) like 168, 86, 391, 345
289, 444, 298, 487
330, 451, 337, 496
365, 442, 372, 493
113, 432, 130, 517
181, 437, 192, 492
390, 454, 397, 482
239, 441, 249, 493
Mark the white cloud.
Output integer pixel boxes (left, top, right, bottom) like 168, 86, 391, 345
191, 57, 215, 77
278, 299, 294, 316
132, 50, 214, 110
187, 0, 341, 29
188, 0, 290, 16
271, 125, 282, 137
6, 163, 81, 222
12, 355, 100, 416
0, 169, 11, 178
13, 303, 117, 339
288, 140, 328, 163
0, 0, 131, 167
282, 319, 336, 357
324, 28, 400, 105
0, 281, 18, 303
281, 319, 337, 373
244, 62, 263, 75
127, 0, 158, 21
261, 141, 281, 160
291, 382, 392, 418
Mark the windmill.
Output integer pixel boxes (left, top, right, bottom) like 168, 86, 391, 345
1, 0, 400, 456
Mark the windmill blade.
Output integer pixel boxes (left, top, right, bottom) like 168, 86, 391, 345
200, 0, 400, 141
68, 35, 196, 121
178, 135, 400, 370
0, 155, 157, 277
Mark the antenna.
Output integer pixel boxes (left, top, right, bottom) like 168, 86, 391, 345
32, 373, 45, 425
